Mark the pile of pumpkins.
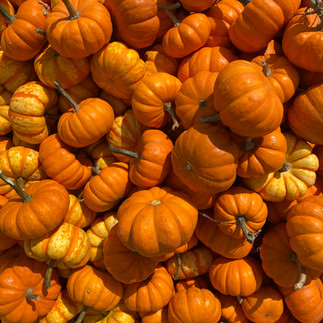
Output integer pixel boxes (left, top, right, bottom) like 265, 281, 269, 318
0, 0, 323, 322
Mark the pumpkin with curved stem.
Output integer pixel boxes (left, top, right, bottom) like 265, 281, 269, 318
83, 162, 132, 213
233, 126, 287, 178
171, 123, 240, 195
0, 174, 70, 240
116, 186, 198, 258
177, 46, 237, 82
109, 129, 173, 188
0, 0, 14, 37
209, 256, 263, 297
167, 287, 221, 323
103, 225, 159, 284
162, 12, 211, 59
34, 44, 91, 90
8, 81, 58, 145
260, 222, 321, 289
105, 0, 160, 49
217, 293, 249, 323
213, 59, 284, 138
229, 0, 301, 53
106, 109, 148, 164
90, 41, 146, 100
244, 132, 319, 202
251, 54, 300, 103
39, 134, 92, 191
0, 0, 49, 61
0, 256, 61, 323
131, 72, 182, 130
45, 0, 113, 59
122, 265, 174, 313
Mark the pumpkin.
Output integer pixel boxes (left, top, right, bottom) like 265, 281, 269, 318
34, 44, 91, 89
213, 59, 284, 138
109, 129, 173, 188
162, 12, 211, 58
177, 46, 237, 82
83, 162, 132, 213
106, 109, 148, 164
90, 41, 146, 100
297, 67, 323, 89
278, 278, 323, 323
209, 256, 263, 297
260, 223, 321, 290
0, 85, 11, 106
0, 244, 27, 274
251, 54, 300, 103
282, 5, 323, 73
217, 293, 249, 323
0, 196, 16, 254
0, 256, 61, 323
0, 49, 36, 93
240, 285, 284, 323
233, 126, 287, 178
228, 0, 301, 53
179, 0, 215, 12
55, 81, 114, 148
99, 90, 129, 116
116, 186, 198, 258
103, 225, 159, 284
0, 104, 10, 135
8, 81, 58, 144
45, 0, 113, 58
0, 0, 14, 37
288, 82, 323, 145
122, 265, 174, 313
244, 132, 319, 202
0, 0, 49, 61
167, 287, 221, 323
286, 195, 323, 271
171, 123, 240, 195
140, 306, 169, 323
105, 0, 160, 49
39, 133, 92, 190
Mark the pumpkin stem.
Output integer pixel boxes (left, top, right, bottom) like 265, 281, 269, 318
164, 102, 180, 131
91, 164, 101, 175
157, 2, 181, 10
53, 81, 80, 112
277, 162, 290, 173
199, 114, 221, 124
173, 253, 182, 280
0, 171, 32, 203
25, 288, 40, 301
61, 0, 80, 20
237, 295, 243, 304
44, 259, 56, 290
261, 60, 272, 77
290, 252, 307, 290
0, 4, 15, 24
35, 28, 47, 38
109, 144, 140, 160
236, 216, 255, 244
75, 305, 89, 323
165, 7, 181, 27
243, 137, 255, 151
198, 211, 237, 226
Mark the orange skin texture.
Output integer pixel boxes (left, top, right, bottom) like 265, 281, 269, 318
57, 97, 114, 148
90, 41, 146, 100
167, 287, 221, 323
0, 179, 70, 240
229, 0, 301, 53
45, 0, 113, 58
8, 81, 58, 144
39, 133, 92, 191
140, 306, 169, 323
171, 123, 240, 195
162, 13, 212, 59
103, 225, 159, 284
0, 0, 14, 37
122, 265, 174, 313
0, 256, 61, 323
0, 0, 48, 61
180, 0, 215, 12
83, 162, 133, 213
67, 265, 123, 312
278, 278, 323, 323
116, 186, 198, 258
213, 60, 284, 138
34, 44, 91, 90
0, 195, 16, 253
105, 0, 160, 49
217, 293, 249, 323
0, 104, 11, 135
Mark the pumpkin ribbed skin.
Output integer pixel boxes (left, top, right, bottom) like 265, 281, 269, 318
217, 293, 249, 323
116, 186, 198, 258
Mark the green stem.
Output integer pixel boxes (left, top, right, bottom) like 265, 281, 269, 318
35, 28, 47, 38
53, 81, 79, 112
44, 259, 56, 290
0, 4, 15, 24
165, 7, 181, 27
277, 162, 290, 173
109, 144, 140, 160
25, 288, 40, 301
236, 216, 255, 244
75, 305, 88, 323
0, 171, 32, 203
61, 0, 80, 20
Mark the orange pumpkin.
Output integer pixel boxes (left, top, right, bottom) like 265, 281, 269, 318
217, 293, 249, 323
